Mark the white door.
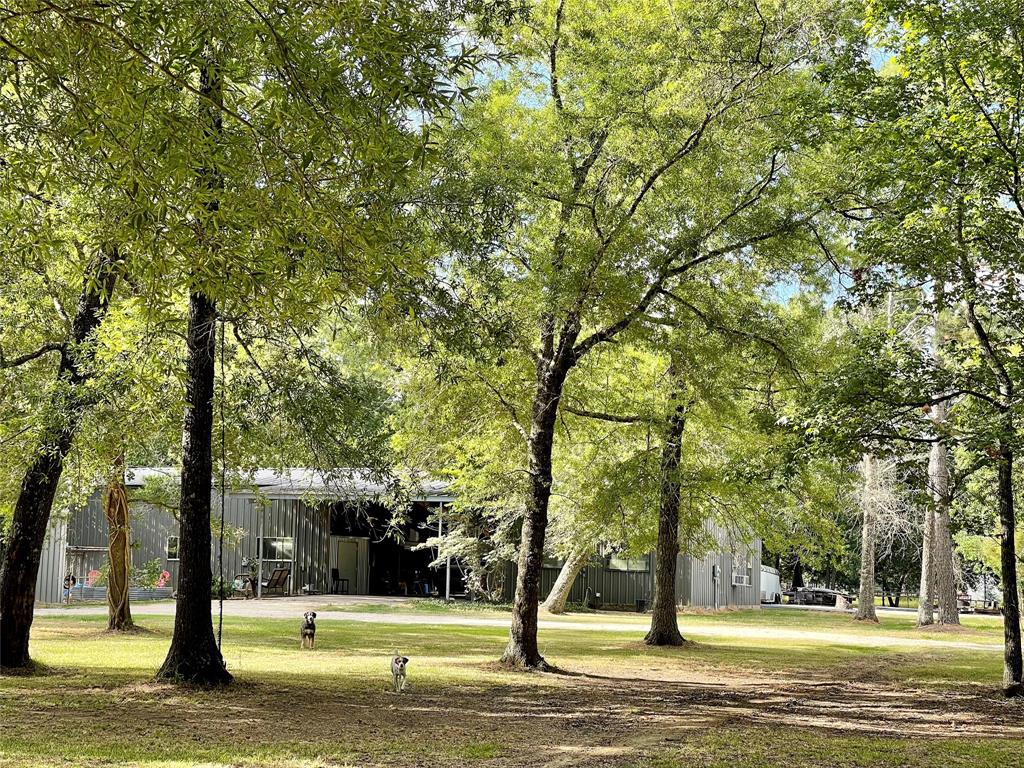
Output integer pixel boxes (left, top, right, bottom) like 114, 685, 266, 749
337, 540, 359, 594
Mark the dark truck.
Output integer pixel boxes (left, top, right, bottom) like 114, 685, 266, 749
785, 587, 855, 607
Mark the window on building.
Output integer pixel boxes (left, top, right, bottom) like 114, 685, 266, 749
166, 536, 179, 561
606, 553, 650, 572
258, 537, 294, 561
732, 551, 752, 586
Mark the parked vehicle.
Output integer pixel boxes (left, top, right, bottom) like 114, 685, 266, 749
760, 565, 782, 604
784, 587, 855, 607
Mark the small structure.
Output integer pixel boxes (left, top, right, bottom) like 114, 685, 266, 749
510, 529, 763, 611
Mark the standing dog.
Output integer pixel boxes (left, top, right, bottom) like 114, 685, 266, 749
299, 611, 317, 649
391, 655, 409, 692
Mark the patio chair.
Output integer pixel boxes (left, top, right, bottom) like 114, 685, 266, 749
331, 568, 350, 595
232, 574, 256, 599
261, 567, 290, 596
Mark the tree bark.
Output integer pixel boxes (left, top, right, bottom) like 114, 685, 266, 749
926, 299, 959, 626
0, 248, 119, 669
540, 544, 590, 614
917, 504, 936, 626
645, 379, 687, 646
155, 45, 231, 685
854, 454, 879, 622
502, 358, 569, 670
103, 456, 133, 630
104, 456, 134, 631
996, 444, 1023, 695
156, 291, 231, 685
928, 403, 959, 626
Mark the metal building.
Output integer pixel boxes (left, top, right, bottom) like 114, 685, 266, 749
35, 468, 457, 604
516, 525, 763, 610
35, 467, 760, 611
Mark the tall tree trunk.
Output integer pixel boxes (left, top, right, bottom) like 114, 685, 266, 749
645, 377, 687, 646
156, 291, 231, 685
957, 228, 1020, 692
502, 359, 568, 670
792, 558, 804, 589
926, 299, 959, 626
996, 444, 1022, 695
540, 544, 590, 614
156, 49, 230, 685
917, 505, 936, 626
104, 455, 134, 631
0, 249, 119, 669
929, 403, 959, 626
854, 455, 879, 622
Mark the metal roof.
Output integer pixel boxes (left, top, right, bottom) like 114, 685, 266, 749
123, 467, 454, 503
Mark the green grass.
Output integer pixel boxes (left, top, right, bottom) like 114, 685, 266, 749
634, 728, 1024, 768
329, 599, 1004, 638
321, 597, 513, 614
874, 596, 920, 608
1, 607, 1020, 767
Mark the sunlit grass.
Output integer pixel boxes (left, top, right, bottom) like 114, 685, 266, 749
0, 610, 1017, 767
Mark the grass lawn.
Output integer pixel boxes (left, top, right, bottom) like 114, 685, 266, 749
2, 607, 1022, 767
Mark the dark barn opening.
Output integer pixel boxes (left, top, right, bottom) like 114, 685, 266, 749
327, 500, 466, 597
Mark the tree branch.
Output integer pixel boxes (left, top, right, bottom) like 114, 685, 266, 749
562, 403, 646, 424
0, 342, 65, 369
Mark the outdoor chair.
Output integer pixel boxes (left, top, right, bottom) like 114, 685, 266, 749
261, 567, 290, 596
232, 574, 255, 599
331, 568, 350, 595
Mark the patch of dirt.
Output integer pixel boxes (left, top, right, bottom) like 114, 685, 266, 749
4, 661, 1024, 768
916, 623, 972, 634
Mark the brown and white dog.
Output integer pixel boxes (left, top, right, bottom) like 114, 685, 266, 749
391, 655, 409, 692
299, 611, 317, 649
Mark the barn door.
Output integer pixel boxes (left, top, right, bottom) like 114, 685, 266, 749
337, 539, 359, 594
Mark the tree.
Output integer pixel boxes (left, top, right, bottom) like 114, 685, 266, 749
433, 0, 840, 669
854, 454, 880, 621
103, 455, 133, 631
856, 0, 1024, 693
1, 0, 510, 677
0, 248, 120, 667
540, 544, 592, 614
644, 360, 689, 645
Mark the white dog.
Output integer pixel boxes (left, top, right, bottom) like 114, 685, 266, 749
391, 655, 409, 692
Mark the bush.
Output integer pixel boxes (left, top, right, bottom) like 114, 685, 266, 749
132, 558, 166, 589
211, 575, 232, 599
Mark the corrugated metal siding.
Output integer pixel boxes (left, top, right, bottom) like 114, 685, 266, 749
34, 519, 67, 604
206, 495, 332, 595
536, 562, 654, 607
42, 491, 336, 601
684, 523, 761, 608
506, 540, 762, 610
290, 499, 331, 594
43, 490, 761, 609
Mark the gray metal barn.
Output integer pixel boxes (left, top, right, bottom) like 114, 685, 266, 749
34, 468, 456, 604
35, 468, 761, 610
513, 524, 762, 610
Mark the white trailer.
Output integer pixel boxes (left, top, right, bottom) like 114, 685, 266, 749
760, 565, 782, 604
